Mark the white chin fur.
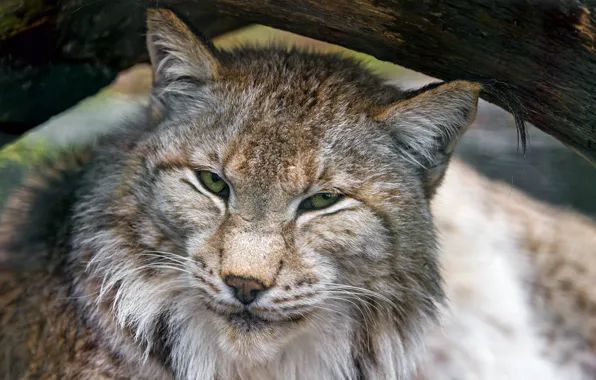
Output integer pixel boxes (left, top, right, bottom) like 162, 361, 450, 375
165, 307, 367, 380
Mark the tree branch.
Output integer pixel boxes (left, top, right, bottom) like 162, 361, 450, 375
1, 0, 595, 163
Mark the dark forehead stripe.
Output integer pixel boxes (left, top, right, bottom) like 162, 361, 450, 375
222, 122, 321, 198
212, 50, 395, 196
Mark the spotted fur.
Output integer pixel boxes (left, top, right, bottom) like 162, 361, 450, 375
417, 161, 596, 380
1, 8, 593, 380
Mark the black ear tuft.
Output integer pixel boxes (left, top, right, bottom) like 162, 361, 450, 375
373, 80, 481, 197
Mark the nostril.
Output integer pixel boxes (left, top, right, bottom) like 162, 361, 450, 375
224, 275, 267, 305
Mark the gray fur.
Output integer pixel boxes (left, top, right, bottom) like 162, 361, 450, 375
0, 8, 480, 380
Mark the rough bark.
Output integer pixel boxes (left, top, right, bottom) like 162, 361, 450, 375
0, 0, 246, 132
1, 0, 595, 164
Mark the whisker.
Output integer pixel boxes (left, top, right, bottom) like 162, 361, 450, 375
319, 290, 385, 316
310, 304, 365, 330
319, 295, 377, 333
318, 282, 396, 306
135, 263, 195, 276
301, 311, 328, 337
143, 250, 194, 261
139, 252, 196, 267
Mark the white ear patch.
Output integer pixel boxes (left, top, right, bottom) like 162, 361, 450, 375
373, 80, 481, 196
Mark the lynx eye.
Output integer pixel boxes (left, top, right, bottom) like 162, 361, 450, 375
196, 170, 230, 198
299, 192, 342, 211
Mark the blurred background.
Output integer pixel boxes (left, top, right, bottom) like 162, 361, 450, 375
1, 24, 594, 216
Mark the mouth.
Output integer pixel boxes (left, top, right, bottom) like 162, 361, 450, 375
201, 296, 311, 331
214, 310, 308, 362
216, 308, 308, 332
227, 311, 270, 332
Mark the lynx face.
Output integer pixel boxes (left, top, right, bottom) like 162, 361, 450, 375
73, 9, 480, 378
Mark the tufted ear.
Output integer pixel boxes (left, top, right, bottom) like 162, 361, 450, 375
146, 8, 220, 85
373, 80, 481, 198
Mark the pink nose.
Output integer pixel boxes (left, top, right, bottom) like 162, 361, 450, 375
224, 275, 267, 304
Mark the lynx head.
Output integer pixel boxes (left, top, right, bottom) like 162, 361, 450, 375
74, 8, 480, 378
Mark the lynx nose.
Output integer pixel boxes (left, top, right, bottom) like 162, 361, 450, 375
224, 275, 267, 305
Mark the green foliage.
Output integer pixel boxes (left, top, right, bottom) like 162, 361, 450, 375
0, 136, 56, 169
0, 136, 57, 205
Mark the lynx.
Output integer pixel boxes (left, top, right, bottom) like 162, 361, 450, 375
0, 8, 594, 380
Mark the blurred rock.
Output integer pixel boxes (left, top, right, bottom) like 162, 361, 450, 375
457, 101, 596, 217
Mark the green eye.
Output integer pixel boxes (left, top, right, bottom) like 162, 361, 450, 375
197, 170, 229, 198
299, 192, 342, 211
